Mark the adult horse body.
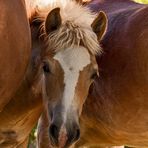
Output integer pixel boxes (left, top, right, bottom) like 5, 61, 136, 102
0, 0, 31, 111
76, 0, 148, 147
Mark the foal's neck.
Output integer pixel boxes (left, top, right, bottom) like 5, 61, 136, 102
16, 24, 44, 102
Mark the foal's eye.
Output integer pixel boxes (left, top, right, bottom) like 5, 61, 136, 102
91, 71, 98, 80
43, 62, 50, 73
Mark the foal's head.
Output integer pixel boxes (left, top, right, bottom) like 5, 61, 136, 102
38, 1, 107, 147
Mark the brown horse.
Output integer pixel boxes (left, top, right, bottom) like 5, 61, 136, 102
37, 0, 148, 147
0, 0, 106, 147
0, 0, 31, 111
75, 0, 148, 147
35, 0, 107, 148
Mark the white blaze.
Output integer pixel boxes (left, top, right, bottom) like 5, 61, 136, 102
54, 46, 90, 121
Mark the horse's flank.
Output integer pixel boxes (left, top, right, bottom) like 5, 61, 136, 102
77, 0, 148, 147
0, 0, 31, 111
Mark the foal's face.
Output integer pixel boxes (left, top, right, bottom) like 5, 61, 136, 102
43, 46, 98, 146
42, 7, 107, 147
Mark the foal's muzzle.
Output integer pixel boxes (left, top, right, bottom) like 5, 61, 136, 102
49, 122, 80, 147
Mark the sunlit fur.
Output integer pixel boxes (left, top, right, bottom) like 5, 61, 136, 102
25, 0, 102, 54
36, 0, 102, 55
0, 0, 31, 111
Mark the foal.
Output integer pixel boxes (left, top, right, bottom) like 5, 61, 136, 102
36, 1, 107, 148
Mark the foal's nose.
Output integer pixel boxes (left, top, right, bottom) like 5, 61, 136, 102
49, 124, 59, 145
67, 125, 80, 145
49, 122, 80, 147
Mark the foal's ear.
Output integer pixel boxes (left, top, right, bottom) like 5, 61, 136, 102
45, 7, 62, 34
91, 11, 107, 41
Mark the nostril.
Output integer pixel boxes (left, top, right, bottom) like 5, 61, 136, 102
67, 127, 80, 147
49, 124, 59, 141
74, 128, 80, 142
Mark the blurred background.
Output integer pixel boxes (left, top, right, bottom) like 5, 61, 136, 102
28, 0, 148, 147
135, 0, 148, 3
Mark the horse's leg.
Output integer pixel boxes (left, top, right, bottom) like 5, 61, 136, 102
16, 137, 29, 148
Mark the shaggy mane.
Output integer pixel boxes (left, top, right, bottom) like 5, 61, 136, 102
31, 0, 102, 55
